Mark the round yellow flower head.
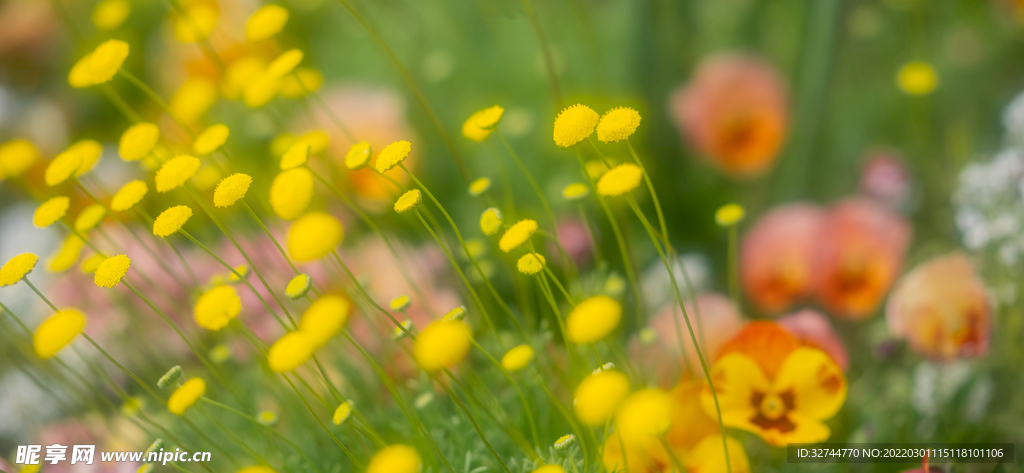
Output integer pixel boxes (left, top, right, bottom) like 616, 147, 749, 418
280, 142, 310, 170
897, 61, 938, 96
0, 253, 39, 286
89, 39, 130, 85
256, 410, 278, 426
344, 141, 373, 170
34, 196, 70, 228
119, 123, 160, 161
173, 3, 217, 43
461, 105, 504, 142
297, 130, 330, 155
553, 104, 599, 147
392, 319, 414, 340
562, 182, 590, 201
111, 180, 148, 211
597, 107, 642, 143
155, 155, 201, 192
223, 55, 267, 100
194, 285, 242, 331
167, 378, 205, 415
268, 331, 316, 372
332, 400, 353, 425
69, 54, 94, 88
214, 173, 252, 208
480, 208, 503, 236
443, 306, 466, 322
573, 369, 630, 427
498, 219, 538, 252
45, 150, 82, 187
468, 177, 491, 196
715, 203, 745, 226
67, 140, 103, 177
585, 160, 608, 180
394, 189, 422, 214
533, 466, 565, 473
413, 320, 472, 371
74, 204, 106, 233
0, 139, 40, 180
554, 434, 577, 451
500, 344, 534, 372
287, 212, 344, 263
227, 264, 249, 283
153, 205, 193, 237
80, 254, 104, 274
281, 67, 323, 98
517, 253, 546, 275
615, 388, 673, 442
375, 140, 411, 173
299, 295, 350, 347
387, 296, 410, 312
244, 74, 282, 108
596, 163, 643, 197
269, 167, 315, 220
193, 124, 230, 155
367, 445, 421, 473
94, 255, 130, 288
170, 77, 218, 123
33, 309, 87, 359
268, 49, 304, 79
93, 0, 130, 30
285, 273, 313, 299
246, 4, 289, 42
48, 235, 84, 272
566, 295, 622, 344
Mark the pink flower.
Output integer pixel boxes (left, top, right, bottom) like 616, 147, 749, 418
669, 53, 789, 178
886, 252, 991, 361
859, 148, 911, 208
777, 309, 849, 370
547, 217, 593, 267
740, 203, 825, 314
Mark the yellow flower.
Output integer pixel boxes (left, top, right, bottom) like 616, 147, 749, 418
281, 68, 323, 98
443, 306, 466, 321
33, 309, 87, 359
0, 253, 38, 286
615, 388, 674, 443
344, 141, 372, 170
532, 466, 565, 473
45, 150, 81, 187
394, 189, 422, 214
213, 173, 252, 208
269, 167, 315, 220
243, 74, 281, 108
34, 196, 70, 228
480, 208, 503, 236
469, 177, 491, 196
701, 347, 846, 446
155, 155, 201, 192
596, 163, 643, 197
367, 445, 421, 473
897, 61, 938, 96
170, 77, 218, 124
119, 123, 160, 161
462, 105, 504, 142
223, 55, 267, 100
68, 54, 93, 88
48, 235, 84, 272
267, 49, 304, 79
0, 139, 40, 180
554, 434, 576, 451
388, 295, 411, 312
153, 205, 193, 237
268, 331, 316, 372
566, 295, 622, 344
193, 124, 230, 155
298, 295, 350, 347
167, 378, 205, 415
585, 160, 608, 180
69, 40, 129, 88
413, 320, 472, 371
94, 255, 130, 288
333, 401, 353, 425
683, 435, 751, 473
80, 254, 104, 274
516, 253, 546, 275
173, 3, 217, 43
246, 4, 289, 42
573, 369, 630, 427
287, 212, 344, 263
500, 344, 534, 372
194, 285, 242, 331
280, 142, 310, 170
74, 204, 106, 233
375, 140, 411, 173
93, 0, 130, 30
66, 140, 103, 177
297, 130, 330, 155
227, 264, 249, 282
597, 107, 642, 143
111, 180, 148, 211
562, 182, 589, 201
392, 319, 414, 340
553, 104, 599, 147
257, 411, 278, 426
285, 273, 312, 299
715, 203, 745, 226
498, 219, 538, 252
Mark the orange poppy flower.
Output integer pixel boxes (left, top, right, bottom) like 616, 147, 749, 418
740, 203, 825, 314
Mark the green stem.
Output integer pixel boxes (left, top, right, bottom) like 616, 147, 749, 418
330, 251, 416, 340
201, 398, 325, 473
518, 0, 562, 105
470, 340, 540, 448
433, 376, 512, 473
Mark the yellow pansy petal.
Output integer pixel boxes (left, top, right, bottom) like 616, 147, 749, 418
684, 435, 751, 473
772, 347, 847, 421
701, 353, 770, 430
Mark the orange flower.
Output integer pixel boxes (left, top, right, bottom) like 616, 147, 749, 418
715, 321, 801, 379
669, 54, 789, 178
740, 203, 824, 314
886, 252, 990, 361
812, 198, 911, 319
777, 309, 849, 371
